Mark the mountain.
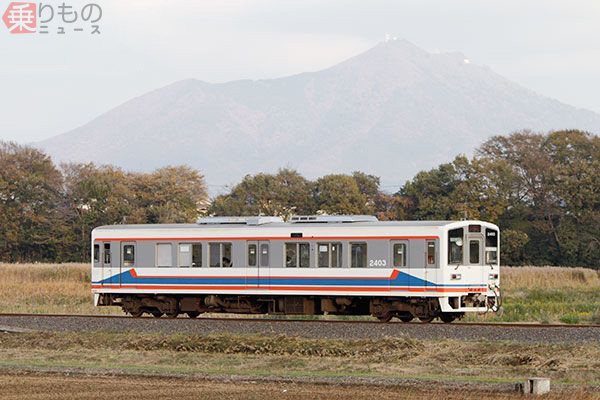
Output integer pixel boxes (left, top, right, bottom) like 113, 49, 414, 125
36, 39, 600, 190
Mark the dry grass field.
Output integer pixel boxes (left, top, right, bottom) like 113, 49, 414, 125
0, 331, 598, 396
0, 263, 117, 315
501, 266, 600, 289
0, 263, 598, 323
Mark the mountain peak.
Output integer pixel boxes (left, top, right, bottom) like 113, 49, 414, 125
342, 38, 429, 65
330, 39, 475, 80
376, 38, 426, 52
36, 42, 600, 190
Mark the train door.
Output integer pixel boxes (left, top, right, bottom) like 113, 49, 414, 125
102, 242, 112, 286
246, 241, 258, 288
390, 240, 408, 290
93, 242, 101, 286
121, 242, 136, 287
246, 241, 269, 288
466, 235, 484, 283
425, 240, 438, 291
259, 241, 270, 287
110, 241, 121, 286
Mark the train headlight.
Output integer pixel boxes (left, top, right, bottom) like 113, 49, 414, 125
489, 273, 499, 280
451, 274, 461, 280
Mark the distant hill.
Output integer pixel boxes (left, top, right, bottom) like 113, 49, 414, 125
36, 39, 600, 189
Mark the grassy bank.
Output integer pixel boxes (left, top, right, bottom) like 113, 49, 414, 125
469, 267, 600, 324
0, 263, 598, 323
0, 331, 598, 387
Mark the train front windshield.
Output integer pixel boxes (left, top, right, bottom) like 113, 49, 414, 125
448, 228, 464, 264
448, 226, 498, 266
485, 228, 498, 265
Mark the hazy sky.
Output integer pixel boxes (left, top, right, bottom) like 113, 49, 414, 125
1, 0, 600, 143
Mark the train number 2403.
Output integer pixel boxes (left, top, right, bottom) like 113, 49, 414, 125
369, 259, 387, 267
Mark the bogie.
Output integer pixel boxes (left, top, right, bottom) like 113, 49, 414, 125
111, 293, 464, 323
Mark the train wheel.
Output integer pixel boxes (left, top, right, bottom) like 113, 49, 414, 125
186, 312, 200, 319
151, 311, 164, 318
130, 309, 144, 318
418, 316, 434, 323
440, 313, 456, 323
165, 311, 179, 318
399, 315, 414, 323
377, 313, 393, 323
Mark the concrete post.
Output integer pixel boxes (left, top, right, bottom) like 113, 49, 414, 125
515, 378, 550, 395
529, 378, 550, 395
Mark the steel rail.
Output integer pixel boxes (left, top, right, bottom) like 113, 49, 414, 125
0, 313, 598, 328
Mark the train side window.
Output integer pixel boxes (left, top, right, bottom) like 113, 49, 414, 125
157, 243, 173, 267
210, 243, 220, 267
427, 241, 436, 266
123, 245, 135, 267
285, 243, 297, 267
210, 243, 233, 267
223, 243, 232, 267
299, 243, 310, 268
259, 243, 269, 267
103, 243, 111, 264
469, 240, 480, 264
448, 228, 464, 264
93, 244, 100, 264
179, 244, 191, 267
248, 244, 258, 267
331, 243, 341, 268
192, 243, 202, 267
350, 243, 367, 268
318, 243, 342, 268
286, 243, 310, 268
393, 243, 407, 267
318, 244, 330, 267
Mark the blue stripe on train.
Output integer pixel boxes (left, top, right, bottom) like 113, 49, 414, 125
94, 269, 486, 288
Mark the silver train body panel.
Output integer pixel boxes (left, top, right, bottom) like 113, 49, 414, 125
91, 218, 500, 314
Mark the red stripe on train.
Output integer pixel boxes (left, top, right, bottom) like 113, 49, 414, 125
92, 284, 486, 293
94, 235, 439, 241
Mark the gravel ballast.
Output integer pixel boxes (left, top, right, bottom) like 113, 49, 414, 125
0, 315, 598, 343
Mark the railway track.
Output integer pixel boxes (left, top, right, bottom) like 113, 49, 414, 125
1, 313, 598, 343
0, 312, 598, 329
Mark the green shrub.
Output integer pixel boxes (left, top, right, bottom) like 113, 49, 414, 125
559, 313, 580, 324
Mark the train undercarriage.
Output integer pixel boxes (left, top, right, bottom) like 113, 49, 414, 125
97, 293, 475, 323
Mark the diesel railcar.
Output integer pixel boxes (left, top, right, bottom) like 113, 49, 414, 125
91, 215, 501, 323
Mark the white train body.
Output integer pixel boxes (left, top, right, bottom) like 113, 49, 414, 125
91, 216, 500, 322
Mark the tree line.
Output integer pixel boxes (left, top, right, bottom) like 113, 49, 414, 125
0, 129, 598, 267
0, 142, 207, 262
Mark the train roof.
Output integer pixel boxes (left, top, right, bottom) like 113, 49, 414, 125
94, 220, 496, 230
